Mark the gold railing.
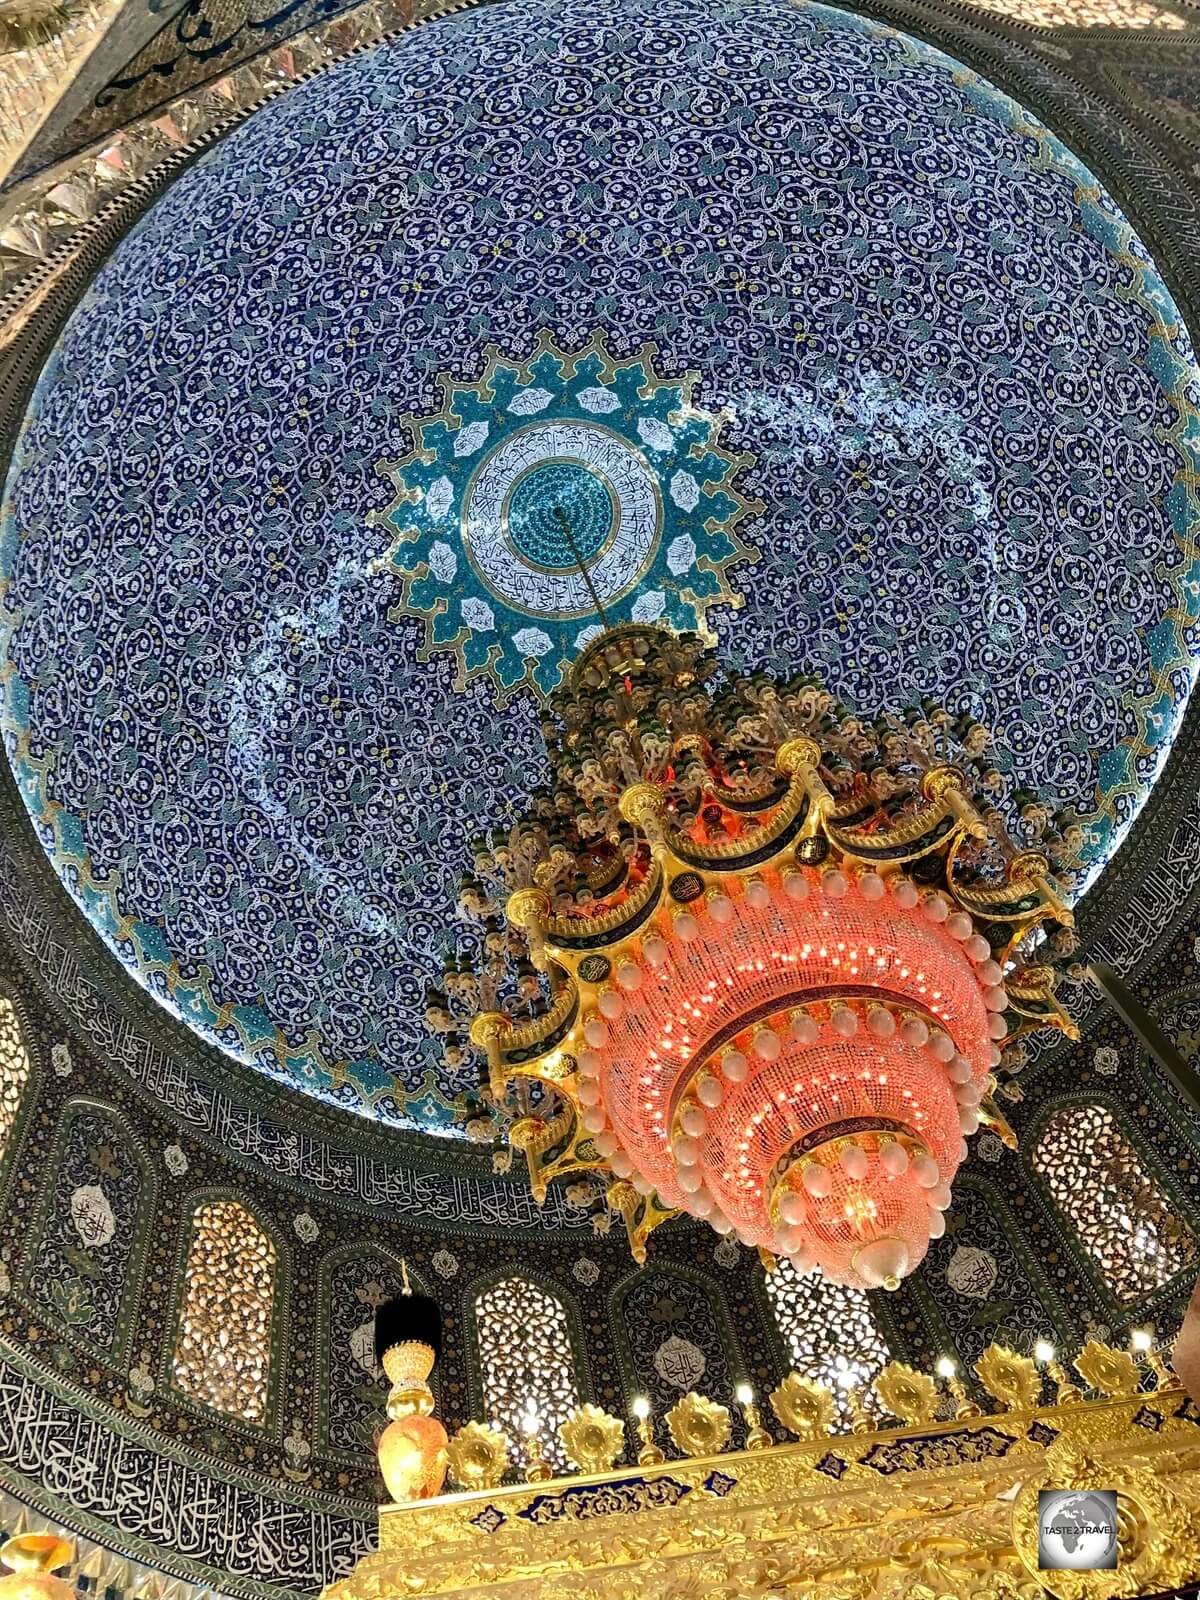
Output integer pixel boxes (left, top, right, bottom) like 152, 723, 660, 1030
327, 1344, 1200, 1600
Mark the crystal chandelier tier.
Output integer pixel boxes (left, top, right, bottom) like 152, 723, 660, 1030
431, 624, 1079, 1290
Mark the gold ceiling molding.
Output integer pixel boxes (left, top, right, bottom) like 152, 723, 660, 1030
325, 1389, 1200, 1600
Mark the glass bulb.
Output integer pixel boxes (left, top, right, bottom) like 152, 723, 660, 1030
1034, 1340, 1055, 1365
936, 1357, 956, 1379
521, 1405, 539, 1436
631, 1395, 649, 1420
1130, 1328, 1153, 1353
735, 1381, 753, 1405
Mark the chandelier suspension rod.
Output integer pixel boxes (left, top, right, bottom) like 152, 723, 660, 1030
553, 504, 611, 629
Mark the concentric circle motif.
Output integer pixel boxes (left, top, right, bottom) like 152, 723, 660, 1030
373, 332, 761, 700
468, 421, 659, 612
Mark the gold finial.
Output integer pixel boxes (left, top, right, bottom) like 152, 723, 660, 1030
840, 1380, 874, 1435
1130, 1328, 1177, 1392
735, 1382, 771, 1450
631, 1395, 665, 1465
1034, 1340, 1082, 1406
936, 1356, 981, 1419
520, 1405, 554, 1483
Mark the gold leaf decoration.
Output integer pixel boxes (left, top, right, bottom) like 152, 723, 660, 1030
1074, 1339, 1140, 1398
874, 1360, 938, 1425
558, 1403, 626, 1474
664, 1391, 732, 1458
769, 1372, 836, 1439
973, 1344, 1042, 1411
445, 1420, 509, 1490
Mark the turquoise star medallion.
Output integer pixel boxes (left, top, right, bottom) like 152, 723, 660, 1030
372, 332, 762, 700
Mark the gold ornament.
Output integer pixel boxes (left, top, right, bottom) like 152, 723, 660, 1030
1012, 1433, 1195, 1600
664, 1392, 732, 1458
974, 1344, 1042, 1411
445, 1421, 510, 1491
377, 1413, 449, 1504
331, 1388, 1200, 1600
381, 1338, 437, 1420
1074, 1339, 1140, 1398
559, 1404, 626, 1474
631, 1397, 664, 1466
768, 1373, 836, 1439
873, 1360, 939, 1425
0, 1538, 75, 1600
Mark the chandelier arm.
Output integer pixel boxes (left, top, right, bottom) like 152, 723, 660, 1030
542, 859, 665, 948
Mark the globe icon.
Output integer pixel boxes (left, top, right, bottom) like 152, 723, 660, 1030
1038, 1490, 1119, 1571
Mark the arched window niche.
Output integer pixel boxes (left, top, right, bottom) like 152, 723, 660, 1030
467, 1272, 585, 1472
1030, 1100, 1197, 1305
762, 1257, 891, 1425
170, 1194, 282, 1425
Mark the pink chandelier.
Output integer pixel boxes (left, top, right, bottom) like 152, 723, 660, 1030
432, 625, 1079, 1290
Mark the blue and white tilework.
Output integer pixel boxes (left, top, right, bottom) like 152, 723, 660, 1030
2, 0, 1199, 1128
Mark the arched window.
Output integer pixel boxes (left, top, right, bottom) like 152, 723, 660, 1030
765, 1256, 890, 1424
1033, 1104, 1197, 1302
172, 1199, 277, 1423
473, 1276, 580, 1470
0, 996, 31, 1162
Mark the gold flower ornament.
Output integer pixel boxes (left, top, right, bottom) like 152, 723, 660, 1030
873, 1360, 938, 1425
446, 1420, 510, 1490
559, 1404, 626, 1474
665, 1392, 732, 1458
1074, 1339, 1140, 1397
768, 1373, 836, 1439
974, 1344, 1042, 1411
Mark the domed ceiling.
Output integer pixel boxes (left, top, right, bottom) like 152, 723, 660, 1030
2, 0, 1199, 1135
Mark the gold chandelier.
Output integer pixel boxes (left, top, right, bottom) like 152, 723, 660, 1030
430, 623, 1079, 1288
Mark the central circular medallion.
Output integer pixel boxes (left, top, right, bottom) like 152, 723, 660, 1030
505, 460, 614, 571
463, 420, 662, 620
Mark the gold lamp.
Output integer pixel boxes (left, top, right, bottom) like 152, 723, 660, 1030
0, 1537, 75, 1600
373, 1265, 449, 1504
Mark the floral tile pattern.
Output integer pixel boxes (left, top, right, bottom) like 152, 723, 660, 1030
3, 0, 1200, 1128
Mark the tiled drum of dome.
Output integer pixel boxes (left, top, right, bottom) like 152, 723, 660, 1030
2, 0, 1199, 1132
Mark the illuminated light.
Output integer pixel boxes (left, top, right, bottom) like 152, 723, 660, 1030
458, 629, 1072, 1292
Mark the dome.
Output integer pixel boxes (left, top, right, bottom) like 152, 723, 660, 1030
3, 0, 1198, 1133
